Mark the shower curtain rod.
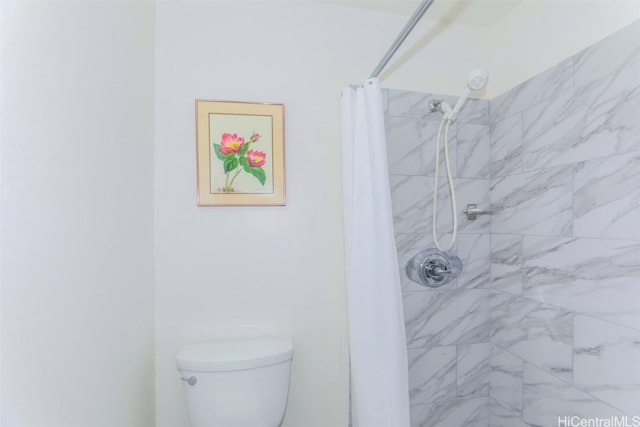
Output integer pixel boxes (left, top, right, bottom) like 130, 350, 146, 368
370, 0, 436, 79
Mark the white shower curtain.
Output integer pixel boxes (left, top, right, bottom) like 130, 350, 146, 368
340, 78, 410, 427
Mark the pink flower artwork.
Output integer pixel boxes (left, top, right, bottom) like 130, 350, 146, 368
246, 150, 267, 167
213, 130, 268, 192
218, 133, 245, 155
249, 133, 261, 144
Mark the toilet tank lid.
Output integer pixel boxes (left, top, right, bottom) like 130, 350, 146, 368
176, 338, 293, 372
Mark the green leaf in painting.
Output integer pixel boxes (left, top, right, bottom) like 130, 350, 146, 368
213, 144, 229, 161
239, 142, 250, 156
247, 166, 266, 185
224, 156, 239, 173
239, 155, 250, 171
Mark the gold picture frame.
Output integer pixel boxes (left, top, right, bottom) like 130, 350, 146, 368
196, 100, 285, 206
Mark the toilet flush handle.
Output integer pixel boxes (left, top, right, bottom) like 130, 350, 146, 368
181, 376, 197, 386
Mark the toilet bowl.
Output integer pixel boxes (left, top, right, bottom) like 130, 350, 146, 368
176, 337, 293, 427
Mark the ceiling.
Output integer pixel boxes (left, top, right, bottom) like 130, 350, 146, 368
319, 0, 524, 28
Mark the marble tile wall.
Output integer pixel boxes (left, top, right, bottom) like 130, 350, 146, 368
488, 19, 640, 426
384, 88, 492, 427
386, 19, 640, 427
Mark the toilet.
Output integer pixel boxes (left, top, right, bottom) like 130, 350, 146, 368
176, 337, 293, 427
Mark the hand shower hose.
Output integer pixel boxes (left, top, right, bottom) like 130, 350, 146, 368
432, 118, 457, 252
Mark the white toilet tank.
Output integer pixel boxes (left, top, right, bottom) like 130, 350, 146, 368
176, 338, 293, 427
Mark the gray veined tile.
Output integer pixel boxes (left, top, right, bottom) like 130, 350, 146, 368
490, 167, 573, 236
489, 290, 512, 323
390, 175, 432, 234
522, 236, 640, 330
455, 234, 490, 289
386, 116, 422, 174
404, 289, 490, 348
522, 60, 640, 171
490, 292, 573, 382
387, 90, 430, 118
436, 178, 491, 236
410, 397, 489, 427
523, 362, 625, 427
489, 345, 524, 414
386, 117, 459, 177
582, 59, 640, 150
521, 88, 588, 171
387, 89, 456, 120
390, 174, 490, 235
457, 123, 490, 179
490, 234, 523, 295
489, 399, 528, 427
574, 315, 640, 415
408, 346, 456, 405
573, 20, 640, 87
489, 113, 522, 178
491, 58, 574, 123
456, 98, 490, 125
573, 152, 640, 241
457, 343, 490, 398
386, 89, 488, 124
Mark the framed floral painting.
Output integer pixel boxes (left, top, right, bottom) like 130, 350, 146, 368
196, 100, 285, 206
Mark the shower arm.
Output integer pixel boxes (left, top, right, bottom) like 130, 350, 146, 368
369, 0, 436, 79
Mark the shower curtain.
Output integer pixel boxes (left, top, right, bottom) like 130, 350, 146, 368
340, 78, 410, 427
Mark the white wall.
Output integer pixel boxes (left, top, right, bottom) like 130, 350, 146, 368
153, 2, 433, 425
0, 2, 155, 426
376, 16, 490, 96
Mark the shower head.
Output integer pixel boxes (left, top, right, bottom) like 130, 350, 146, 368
467, 69, 489, 91
443, 68, 489, 121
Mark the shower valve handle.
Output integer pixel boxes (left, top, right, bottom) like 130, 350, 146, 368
430, 265, 452, 276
